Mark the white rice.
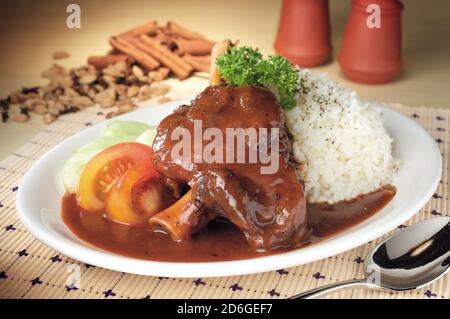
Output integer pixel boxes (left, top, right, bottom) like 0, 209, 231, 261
286, 69, 399, 204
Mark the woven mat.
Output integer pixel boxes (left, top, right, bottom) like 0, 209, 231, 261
0, 97, 448, 299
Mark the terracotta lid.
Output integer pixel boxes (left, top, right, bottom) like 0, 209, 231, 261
352, 0, 403, 14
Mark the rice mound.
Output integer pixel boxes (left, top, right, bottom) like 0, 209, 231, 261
286, 69, 399, 204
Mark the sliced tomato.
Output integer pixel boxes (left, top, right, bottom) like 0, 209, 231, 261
105, 160, 164, 225
78, 142, 153, 212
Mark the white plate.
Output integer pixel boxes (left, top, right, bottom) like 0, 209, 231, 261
16, 99, 442, 278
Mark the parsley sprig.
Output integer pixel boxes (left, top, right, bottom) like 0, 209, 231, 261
215, 46, 299, 109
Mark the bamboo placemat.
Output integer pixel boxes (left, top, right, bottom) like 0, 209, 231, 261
0, 99, 448, 299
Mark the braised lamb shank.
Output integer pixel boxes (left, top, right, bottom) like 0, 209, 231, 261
151, 86, 309, 250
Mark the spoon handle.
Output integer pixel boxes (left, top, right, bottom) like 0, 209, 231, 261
289, 278, 376, 299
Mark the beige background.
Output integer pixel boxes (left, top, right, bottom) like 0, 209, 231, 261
1, 0, 450, 160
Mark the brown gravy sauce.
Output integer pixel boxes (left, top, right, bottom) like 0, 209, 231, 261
61, 185, 396, 262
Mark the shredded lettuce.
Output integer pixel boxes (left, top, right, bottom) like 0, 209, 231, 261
100, 121, 151, 139
135, 128, 157, 147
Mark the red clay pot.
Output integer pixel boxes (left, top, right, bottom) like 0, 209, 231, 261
338, 0, 403, 84
274, 0, 332, 67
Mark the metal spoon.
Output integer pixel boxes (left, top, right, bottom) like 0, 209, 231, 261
290, 216, 450, 299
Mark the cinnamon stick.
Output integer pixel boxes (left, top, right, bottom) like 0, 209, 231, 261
138, 34, 193, 79
182, 54, 210, 72
87, 55, 129, 69
117, 20, 158, 38
172, 38, 214, 55
109, 36, 160, 70
166, 21, 206, 40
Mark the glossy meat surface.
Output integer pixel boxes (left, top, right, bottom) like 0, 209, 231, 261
152, 85, 309, 250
